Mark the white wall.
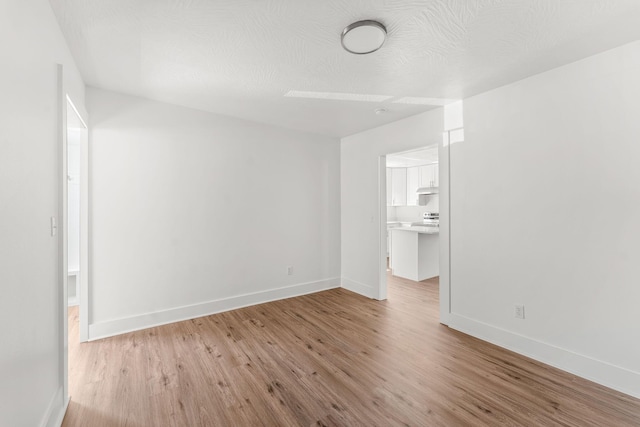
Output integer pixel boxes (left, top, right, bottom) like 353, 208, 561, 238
386, 206, 397, 221
394, 202, 439, 222
341, 110, 444, 298
448, 40, 640, 397
86, 88, 341, 338
387, 199, 439, 223
0, 1, 86, 426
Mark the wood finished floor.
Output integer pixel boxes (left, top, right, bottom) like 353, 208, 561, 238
64, 275, 640, 426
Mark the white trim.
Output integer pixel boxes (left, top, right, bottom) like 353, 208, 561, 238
448, 313, 640, 399
67, 270, 79, 307
53, 397, 70, 427
341, 276, 377, 299
438, 132, 451, 325
377, 156, 387, 301
65, 95, 87, 129
65, 95, 89, 343
40, 387, 69, 427
78, 123, 89, 342
39, 386, 59, 427
56, 63, 69, 412
88, 278, 340, 341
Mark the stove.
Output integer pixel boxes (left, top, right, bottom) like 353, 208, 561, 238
412, 212, 439, 228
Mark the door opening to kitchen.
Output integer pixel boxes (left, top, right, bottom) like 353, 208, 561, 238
384, 145, 440, 308
66, 95, 89, 348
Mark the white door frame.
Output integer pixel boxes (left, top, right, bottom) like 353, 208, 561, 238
58, 67, 90, 409
439, 132, 451, 326
56, 64, 69, 407
66, 95, 89, 343
377, 140, 451, 325
377, 155, 388, 301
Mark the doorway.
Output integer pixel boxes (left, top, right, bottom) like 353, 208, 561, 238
383, 146, 441, 301
65, 96, 88, 345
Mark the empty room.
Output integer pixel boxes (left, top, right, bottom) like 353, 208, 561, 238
2, 0, 640, 426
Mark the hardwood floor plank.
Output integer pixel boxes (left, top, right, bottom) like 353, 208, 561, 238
64, 275, 640, 426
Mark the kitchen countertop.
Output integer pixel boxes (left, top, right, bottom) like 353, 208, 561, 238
390, 226, 439, 235
387, 221, 412, 226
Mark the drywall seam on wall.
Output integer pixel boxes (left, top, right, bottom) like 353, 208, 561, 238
448, 314, 640, 399
88, 278, 340, 340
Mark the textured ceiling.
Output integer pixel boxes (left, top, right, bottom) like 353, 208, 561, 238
50, 0, 640, 137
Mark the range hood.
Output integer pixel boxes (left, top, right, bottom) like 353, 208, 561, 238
416, 186, 439, 195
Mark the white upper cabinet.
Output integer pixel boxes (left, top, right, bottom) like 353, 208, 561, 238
387, 163, 437, 207
406, 167, 420, 206
390, 168, 407, 206
431, 163, 439, 187
433, 163, 439, 187
419, 163, 439, 188
387, 147, 439, 206
418, 165, 429, 187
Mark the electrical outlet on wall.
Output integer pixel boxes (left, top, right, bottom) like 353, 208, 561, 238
514, 304, 525, 319
287, 266, 293, 275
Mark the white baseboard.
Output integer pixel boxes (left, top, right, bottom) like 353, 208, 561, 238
88, 277, 340, 341
40, 387, 69, 427
448, 313, 640, 399
53, 397, 70, 427
341, 276, 377, 299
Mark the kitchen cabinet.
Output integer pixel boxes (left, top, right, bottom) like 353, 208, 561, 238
419, 163, 439, 188
386, 222, 398, 265
387, 228, 390, 256
390, 228, 439, 281
406, 167, 420, 206
387, 164, 438, 207
386, 222, 401, 257
390, 168, 407, 206
433, 163, 439, 187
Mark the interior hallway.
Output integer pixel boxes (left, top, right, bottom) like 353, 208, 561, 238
65, 275, 640, 426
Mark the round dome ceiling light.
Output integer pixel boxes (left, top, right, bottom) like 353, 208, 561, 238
341, 20, 387, 55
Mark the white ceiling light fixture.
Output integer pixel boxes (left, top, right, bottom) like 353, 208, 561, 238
375, 108, 387, 115
341, 20, 387, 55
